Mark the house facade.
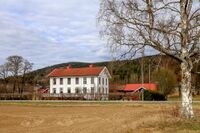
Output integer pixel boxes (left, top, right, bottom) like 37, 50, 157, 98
48, 65, 111, 100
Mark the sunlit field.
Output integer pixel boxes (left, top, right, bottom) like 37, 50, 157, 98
0, 101, 200, 133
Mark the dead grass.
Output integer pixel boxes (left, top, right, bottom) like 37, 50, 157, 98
137, 104, 200, 133
0, 102, 199, 133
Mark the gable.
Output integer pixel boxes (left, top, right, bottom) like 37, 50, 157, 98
99, 67, 112, 78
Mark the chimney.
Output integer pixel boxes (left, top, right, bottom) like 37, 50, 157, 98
66, 64, 71, 69
89, 64, 93, 68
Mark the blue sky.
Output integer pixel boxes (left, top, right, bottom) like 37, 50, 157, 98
0, 0, 111, 69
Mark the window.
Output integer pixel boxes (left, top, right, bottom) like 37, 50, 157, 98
67, 87, 71, 93
83, 87, 87, 94
106, 78, 108, 85
105, 88, 107, 94
76, 77, 79, 84
102, 88, 104, 94
91, 77, 94, 84
98, 87, 101, 94
60, 88, 63, 94
53, 78, 56, 85
83, 77, 87, 84
98, 77, 101, 85
75, 87, 80, 94
53, 88, 56, 94
91, 87, 94, 94
102, 78, 104, 85
67, 78, 71, 85
60, 78, 63, 85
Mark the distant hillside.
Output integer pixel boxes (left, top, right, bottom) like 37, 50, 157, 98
30, 55, 160, 76
29, 55, 158, 78
30, 61, 109, 77
28, 54, 199, 88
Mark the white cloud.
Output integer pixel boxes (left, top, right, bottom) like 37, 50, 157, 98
0, 0, 111, 69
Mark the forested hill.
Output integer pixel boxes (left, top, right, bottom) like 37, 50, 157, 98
29, 55, 156, 80
28, 55, 199, 87
30, 61, 109, 77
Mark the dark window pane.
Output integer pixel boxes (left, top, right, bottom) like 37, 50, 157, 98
53, 78, 56, 85
83, 77, 87, 84
91, 77, 94, 84
76, 77, 79, 84
60, 78, 63, 85
68, 78, 71, 84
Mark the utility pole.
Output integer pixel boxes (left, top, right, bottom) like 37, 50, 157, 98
149, 62, 151, 84
141, 47, 144, 101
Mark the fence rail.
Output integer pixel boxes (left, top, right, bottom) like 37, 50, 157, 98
0, 93, 32, 100
42, 93, 108, 100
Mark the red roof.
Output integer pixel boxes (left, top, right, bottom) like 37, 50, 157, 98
124, 83, 157, 92
48, 66, 105, 77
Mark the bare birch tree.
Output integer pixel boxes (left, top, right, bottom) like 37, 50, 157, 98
98, 0, 200, 118
6, 56, 33, 95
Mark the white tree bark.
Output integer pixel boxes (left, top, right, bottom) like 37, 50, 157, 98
98, 0, 200, 119
181, 61, 194, 118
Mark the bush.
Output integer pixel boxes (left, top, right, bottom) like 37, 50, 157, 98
152, 67, 177, 97
144, 90, 166, 101
109, 93, 122, 100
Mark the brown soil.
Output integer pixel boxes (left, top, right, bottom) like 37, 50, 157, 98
0, 103, 199, 133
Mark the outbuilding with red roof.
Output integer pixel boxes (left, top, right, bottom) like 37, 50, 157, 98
116, 83, 158, 100
123, 83, 157, 92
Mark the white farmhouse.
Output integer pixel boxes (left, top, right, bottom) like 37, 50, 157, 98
48, 65, 111, 100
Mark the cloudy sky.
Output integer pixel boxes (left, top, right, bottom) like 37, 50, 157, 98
0, 0, 111, 69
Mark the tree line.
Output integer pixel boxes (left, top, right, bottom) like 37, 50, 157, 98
0, 55, 33, 97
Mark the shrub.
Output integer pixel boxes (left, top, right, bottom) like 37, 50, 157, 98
144, 90, 166, 101
109, 93, 122, 100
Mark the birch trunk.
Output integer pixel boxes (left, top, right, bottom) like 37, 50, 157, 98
181, 61, 194, 119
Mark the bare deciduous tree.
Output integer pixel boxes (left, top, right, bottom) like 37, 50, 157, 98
7, 55, 24, 94
98, 0, 200, 118
20, 60, 33, 95
0, 63, 10, 93
152, 67, 177, 97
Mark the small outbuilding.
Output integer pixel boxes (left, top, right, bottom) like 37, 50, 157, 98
118, 83, 158, 100
123, 83, 157, 92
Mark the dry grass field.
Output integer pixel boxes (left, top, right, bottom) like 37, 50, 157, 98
0, 102, 200, 133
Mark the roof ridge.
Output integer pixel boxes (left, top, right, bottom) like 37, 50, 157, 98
48, 66, 106, 77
